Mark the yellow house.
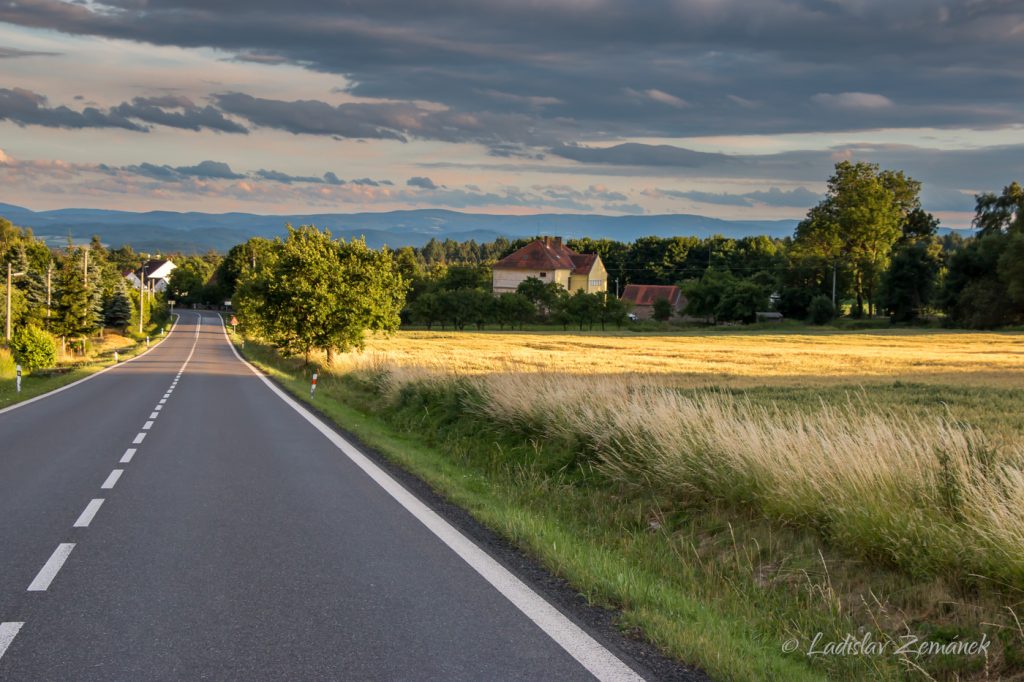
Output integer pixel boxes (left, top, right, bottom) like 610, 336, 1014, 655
492, 237, 608, 294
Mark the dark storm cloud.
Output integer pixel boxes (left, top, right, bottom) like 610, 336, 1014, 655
255, 168, 325, 184
0, 46, 59, 58
121, 160, 244, 180
658, 186, 823, 208
213, 92, 409, 141
175, 160, 244, 179
406, 176, 438, 190
0, 87, 147, 131
255, 169, 364, 185
0, 87, 248, 133
551, 143, 732, 168
212, 92, 566, 150
111, 96, 248, 133
546, 141, 1024, 191
4, 0, 1019, 141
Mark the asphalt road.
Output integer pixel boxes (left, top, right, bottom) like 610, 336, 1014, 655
0, 312, 651, 681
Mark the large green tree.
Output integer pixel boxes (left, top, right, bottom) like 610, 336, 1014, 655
236, 226, 406, 362
795, 161, 920, 317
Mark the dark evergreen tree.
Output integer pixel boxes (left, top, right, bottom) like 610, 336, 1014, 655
53, 262, 94, 349
104, 280, 134, 330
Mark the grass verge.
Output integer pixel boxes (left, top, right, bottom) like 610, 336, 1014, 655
0, 318, 173, 409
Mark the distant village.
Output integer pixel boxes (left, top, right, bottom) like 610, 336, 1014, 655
128, 238, 694, 321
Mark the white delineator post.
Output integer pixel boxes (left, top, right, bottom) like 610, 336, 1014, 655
310, 370, 318, 398
15, 364, 21, 393
114, 351, 119, 363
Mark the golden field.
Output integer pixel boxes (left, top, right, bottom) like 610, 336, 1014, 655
330, 327, 1024, 585
356, 328, 1024, 389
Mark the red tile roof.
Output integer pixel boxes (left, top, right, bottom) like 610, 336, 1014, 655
621, 284, 683, 306
569, 253, 597, 274
494, 238, 597, 275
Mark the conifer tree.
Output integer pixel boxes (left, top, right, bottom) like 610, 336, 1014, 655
103, 279, 134, 331
53, 261, 94, 352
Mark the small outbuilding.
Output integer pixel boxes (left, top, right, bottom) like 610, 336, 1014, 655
620, 284, 686, 320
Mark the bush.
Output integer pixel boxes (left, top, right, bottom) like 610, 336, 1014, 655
651, 297, 673, 322
10, 324, 57, 371
807, 295, 836, 325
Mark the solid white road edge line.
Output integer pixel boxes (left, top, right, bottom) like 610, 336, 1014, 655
0, 315, 181, 417
101, 470, 123, 490
120, 448, 137, 464
28, 544, 75, 591
0, 622, 24, 661
73, 499, 105, 528
217, 315, 644, 682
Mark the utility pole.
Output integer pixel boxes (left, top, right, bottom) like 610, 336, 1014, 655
5, 262, 11, 341
83, 248, 89, 287
832, 262, 837, 308
6, 262, 26, 341
615, 277, 620, 298
46, 262, 52, 323
139, 269, 146, 335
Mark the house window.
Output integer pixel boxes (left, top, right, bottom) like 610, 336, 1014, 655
589, 279, 603, 287
539, 272, 547, 278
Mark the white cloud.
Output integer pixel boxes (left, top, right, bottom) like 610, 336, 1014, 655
645, 88, 690, 108
811, 92, 894, 110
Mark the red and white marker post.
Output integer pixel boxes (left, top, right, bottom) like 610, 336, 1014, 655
310, 370, 319, 398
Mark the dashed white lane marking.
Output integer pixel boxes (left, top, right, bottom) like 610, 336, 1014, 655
132, 432, 146, 444
0, 622, 24, 661
101, 469, 123, 490
28, 544, 75, 591
73, 499, 104, 528
155, 404, 163, 411
159, 398, 167, 404
218, 317, 644, 682
142, 420, 154, 430
149, 412, 159, 419
120, 448, 137, 464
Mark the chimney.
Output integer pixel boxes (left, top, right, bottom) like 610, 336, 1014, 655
554, 237, 562, 248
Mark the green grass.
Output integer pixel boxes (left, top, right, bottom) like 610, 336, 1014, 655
0, 318, 173, 409
231, 331, 1024, 681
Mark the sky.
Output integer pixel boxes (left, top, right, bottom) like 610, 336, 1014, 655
1, 1, 1022, 227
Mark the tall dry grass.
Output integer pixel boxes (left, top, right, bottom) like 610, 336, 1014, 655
356, 360, 1024, 585
0, 346, 15, 379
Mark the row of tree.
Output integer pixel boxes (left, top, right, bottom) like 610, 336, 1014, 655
406, 273, 631, 330
395, 163, 1022, 328
1, 220, 162, 354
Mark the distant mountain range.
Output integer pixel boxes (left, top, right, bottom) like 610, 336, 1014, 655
0, 201, 805, 253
